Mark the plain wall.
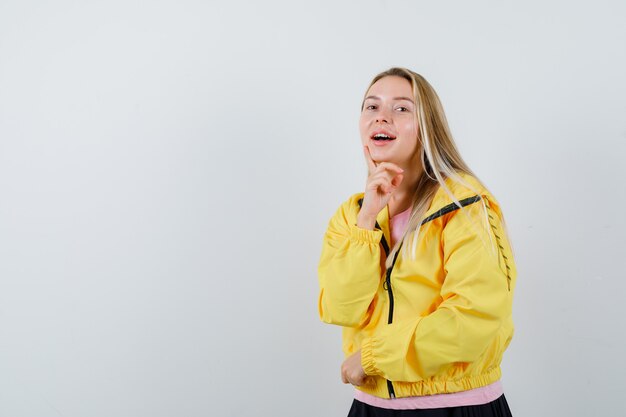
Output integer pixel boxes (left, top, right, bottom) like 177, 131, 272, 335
1, 1, 625, 416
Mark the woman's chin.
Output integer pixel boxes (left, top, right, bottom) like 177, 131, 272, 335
370, 151, 401, 165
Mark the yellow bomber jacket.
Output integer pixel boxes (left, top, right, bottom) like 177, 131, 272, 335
318, 174, 516, 399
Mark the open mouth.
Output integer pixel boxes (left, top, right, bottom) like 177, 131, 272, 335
372, 133, 396, 141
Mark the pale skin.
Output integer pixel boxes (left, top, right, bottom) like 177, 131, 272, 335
341, 75, 424, 387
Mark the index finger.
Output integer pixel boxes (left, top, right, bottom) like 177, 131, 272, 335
363, 145, 377, 174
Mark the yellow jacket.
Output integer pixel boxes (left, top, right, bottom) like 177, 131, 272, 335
318, 174, 516, 399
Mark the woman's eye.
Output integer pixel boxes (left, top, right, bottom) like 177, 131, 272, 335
365, 105, 377, 110
396, 106, 409, 112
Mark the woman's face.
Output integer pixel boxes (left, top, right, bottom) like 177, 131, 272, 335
359, 75, 419, 167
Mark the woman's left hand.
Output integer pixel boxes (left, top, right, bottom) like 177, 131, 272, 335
341, 350, 368, 386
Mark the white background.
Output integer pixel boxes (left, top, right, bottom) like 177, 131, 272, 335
1, 1, 625, 416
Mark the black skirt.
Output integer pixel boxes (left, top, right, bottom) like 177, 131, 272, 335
347, 394, 513, 417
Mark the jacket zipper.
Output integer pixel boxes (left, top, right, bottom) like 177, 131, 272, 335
383, 244, 402, 324
358, 196, 482, 399
382, 241, 402, 398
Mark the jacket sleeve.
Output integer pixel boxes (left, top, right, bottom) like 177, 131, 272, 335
360, 196, 514, 381
318, 197, 383, 327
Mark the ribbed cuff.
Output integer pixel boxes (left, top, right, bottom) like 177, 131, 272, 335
361, 337, 379, 376
349, 224, 383, 244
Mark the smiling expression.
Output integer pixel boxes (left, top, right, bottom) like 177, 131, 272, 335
359, 75, 420, 167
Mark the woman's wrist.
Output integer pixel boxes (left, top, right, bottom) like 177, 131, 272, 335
356, 213, 377, 230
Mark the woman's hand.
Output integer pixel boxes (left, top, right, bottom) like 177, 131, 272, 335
357, 146, 404, 230
341, 350, 369, 386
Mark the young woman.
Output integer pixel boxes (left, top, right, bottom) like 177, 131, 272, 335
318, 67, 516, 417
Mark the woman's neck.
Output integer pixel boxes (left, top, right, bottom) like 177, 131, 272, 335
385, 151, 424, 217
388, 168, 421, 217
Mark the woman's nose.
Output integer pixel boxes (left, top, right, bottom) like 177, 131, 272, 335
375, 107, 391, 123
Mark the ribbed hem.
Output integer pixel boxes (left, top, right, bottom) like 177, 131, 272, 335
349, 224, 383, 244
360, 337, 378, 376
354, 380, 503, 410
355, 367, 502, 399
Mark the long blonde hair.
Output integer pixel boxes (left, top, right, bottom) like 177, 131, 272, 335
363, 68, 492, 267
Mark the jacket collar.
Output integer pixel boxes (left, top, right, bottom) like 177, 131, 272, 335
358, 173, 488, 235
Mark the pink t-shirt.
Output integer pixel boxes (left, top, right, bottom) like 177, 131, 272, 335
389, 205, 412, 248
356, 205, 503, 409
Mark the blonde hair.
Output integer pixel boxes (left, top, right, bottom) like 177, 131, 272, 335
362, 67, 505, 268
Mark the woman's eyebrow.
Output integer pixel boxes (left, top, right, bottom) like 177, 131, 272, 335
364, 95, 414, 103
